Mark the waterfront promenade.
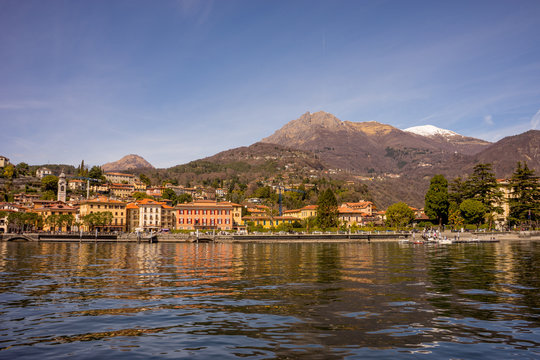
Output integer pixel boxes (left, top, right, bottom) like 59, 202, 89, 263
1, 231, 538, 243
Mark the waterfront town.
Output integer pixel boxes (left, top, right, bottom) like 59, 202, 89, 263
0, 154, 527, 235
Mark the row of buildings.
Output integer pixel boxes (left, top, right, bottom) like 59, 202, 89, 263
0, 195, 386, 233
1, 168, 427, 233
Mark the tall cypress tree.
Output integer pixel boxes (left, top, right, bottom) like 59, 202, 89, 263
509, 162, 539, 226
424, 174, 449, 228
316, 188, 339, 229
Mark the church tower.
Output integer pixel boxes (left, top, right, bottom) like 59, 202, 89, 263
58, 171, 67, 202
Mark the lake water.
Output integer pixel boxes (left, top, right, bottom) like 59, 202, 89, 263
0, 241, 539, 359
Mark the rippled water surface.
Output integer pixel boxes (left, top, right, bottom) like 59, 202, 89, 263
0, 241, 539, 359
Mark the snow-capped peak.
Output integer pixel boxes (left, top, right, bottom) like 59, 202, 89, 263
404, 125, 460, 137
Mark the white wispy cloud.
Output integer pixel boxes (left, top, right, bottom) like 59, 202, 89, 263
531, 109, 540, 129
484, 115, 494, 125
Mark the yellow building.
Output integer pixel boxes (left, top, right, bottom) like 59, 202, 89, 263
337, 201, 376, 227
32, 202, 78, 232
109, 183, 135, 199
242, 215, 299, 229
283, 205, 318, 220
104, 172, 136, 184
495, 179, 512, 228
79, 196, 127, 231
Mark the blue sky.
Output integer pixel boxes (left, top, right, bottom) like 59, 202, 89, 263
1, 0, 540, 168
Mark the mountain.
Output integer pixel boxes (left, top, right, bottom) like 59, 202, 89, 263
146, 111, 538, 209
473, 130, 540, 175
154, 142, 325, 186
261, 111, 490, 174
102, 154, 154, 172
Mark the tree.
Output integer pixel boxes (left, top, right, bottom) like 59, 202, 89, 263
41, 175, 59, 193
316, 188, 339, 229
254, 186, 273, 199
82, 211, 113, 231
3, 165, 15, 179
23, 212, 39, 231
508, 161, 539, 227
449, 176, 469, 206
424, 174, 449, 228
459, 199, 485, 228
139, 174, 151, 186
15, 162, 29, 176
77, 160, 88, 177
466, 163, 503, 214
88, 166, 104, 181
161, 188, 177, 205
45, 214, 59, 231
177, 193, 193, 204
7, 212, 24, 232
61, 214, 75, 231
385, 202, 415, 229
133, 191, 152, 200
448, 207, 464, 230
275, 222, 294, 232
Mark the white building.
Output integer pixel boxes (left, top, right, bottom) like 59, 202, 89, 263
36, 167, 52, 179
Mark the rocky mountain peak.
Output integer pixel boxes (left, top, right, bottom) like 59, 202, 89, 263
102, 154, 154, 172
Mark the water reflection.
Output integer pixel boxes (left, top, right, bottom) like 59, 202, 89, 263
0, 241, 538, 359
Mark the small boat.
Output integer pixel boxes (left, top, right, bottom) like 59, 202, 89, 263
139, 231, 158, 243
144, 233, 158, 243
437, 238, 453, 245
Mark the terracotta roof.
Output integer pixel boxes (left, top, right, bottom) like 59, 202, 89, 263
83, 196, 126, 205
137, 198, 161, 205
283, 209, 298, 214
105, 172, 135, 177
344, 201, 373, 208
273, 216, 299, 220
338, 208, 366, 214
242, 215, 273, 221
177, 200, 233, 209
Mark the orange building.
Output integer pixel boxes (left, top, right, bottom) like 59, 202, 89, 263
176, 200, 243, 230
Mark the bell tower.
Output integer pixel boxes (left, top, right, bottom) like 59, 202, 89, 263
58, 171, 67, 202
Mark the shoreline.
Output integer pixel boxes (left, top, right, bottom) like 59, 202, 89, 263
1, 232, 538, 243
